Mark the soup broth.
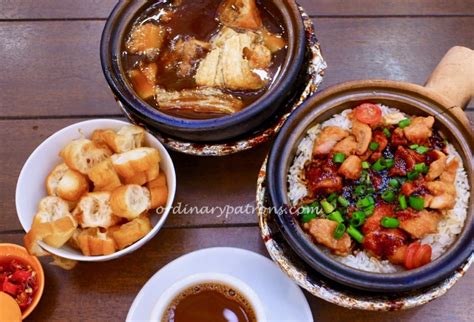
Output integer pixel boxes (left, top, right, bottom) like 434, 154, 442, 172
122, 0, 288, 119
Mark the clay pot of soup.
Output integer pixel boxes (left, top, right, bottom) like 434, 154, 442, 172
266, 46, 474, 292
101, 0, 306, 142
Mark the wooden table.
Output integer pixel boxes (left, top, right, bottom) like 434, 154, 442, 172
1, 1, 473, 321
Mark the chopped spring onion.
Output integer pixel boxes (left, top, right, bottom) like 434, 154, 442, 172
350, 211, 366, 227
372, 158, 386, 171
301, 212, 317, 223
301, 202, 319, 215
321, 200, 335, 214
363, 204, 375, 216
389, 178, 400, 188
333, 223, 346, 239
337, 196, 350, 207
385, 159, 394, 168
356, 196, 375, 208
354, 185, 367, 196
414, 163, 426, 172
362, 161, 370, 169
381, 189, 395, 202
416, 146, 429, 154
369, 142, 380, 151
409, 144, 419, 149
381, 217, 400, 228
399, 195, 408, 209
399, 118, 411, 128
409, 195, 425, 211
328, 210, 344, 223
333, 153, 346, 163
347, 225, 364, 243
383, 128, 391, 138
327, 193, 337, 202
407, 170, 419, 180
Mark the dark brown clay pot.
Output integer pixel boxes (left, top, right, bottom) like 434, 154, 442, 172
267, 46, 474, 292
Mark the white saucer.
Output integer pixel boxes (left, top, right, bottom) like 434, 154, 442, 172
127, 247, 313, 321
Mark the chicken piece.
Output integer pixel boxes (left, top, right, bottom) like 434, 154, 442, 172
362, 204, 394, 234
403, 116, 435, 144
388, 244, 408, 265
338, 155, 362, 180
218, 0, 263, 30
243, 44, 272, 69
331, 135, 357, 155
372, 130, 388, 152
260, 28, 286, 53
312, 126, 349, 156
391, 127, 408, 146
125, 23, 166, 59
363, 228, 408, 259
352, 120, 372, 155
304, 219, 352, 256
155, 87, 243, 116
426, 151, 447, 181
398, 209, 442, 239
383, 112, 406, 125
161, 36, 211, 78
128, 69, 155, 100
440, 158, 458, 184
389, 145, 424, 176
425, 181, 456, 209
195, 28, 266, 90
305, 161, 343, 194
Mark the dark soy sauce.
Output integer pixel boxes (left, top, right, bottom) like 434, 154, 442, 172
162, 282, 257, 322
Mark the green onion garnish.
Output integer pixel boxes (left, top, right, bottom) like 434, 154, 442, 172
369, 142, 379, 151
321, 200, 335, 214
301, 212, 317, 223
333, 223, 346, 239
389, 179, 399, 188
385, 159, 394, 168
409, 195, 425, 211
372, 158, 386, 171
409, 144, 419, 149
407, 170, 419, 180
337, 196, 350, 207
381, 217, 400, 228
416, 146, 429, 154
354, 185, 367, 196
414, 163, 426, 172
399, 195, 408, 209
362, 161, 370, 169
327, 193, 337, 202
356, 196, 374, 208
381, 189, 395, 202
333, 153, 346, 163
383, 128, 391, 138
363, 205, 375, 216
328, 210, 344, 223
399, 118, 411, 128
350, 211, 366, 227
347, 225, 364, 243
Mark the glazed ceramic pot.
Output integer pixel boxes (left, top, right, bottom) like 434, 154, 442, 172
100, 0, 306, 142
266, 46, 474, 292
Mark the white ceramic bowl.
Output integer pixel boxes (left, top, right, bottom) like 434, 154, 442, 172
15, 119, 176, 261
150, 272, 266, 322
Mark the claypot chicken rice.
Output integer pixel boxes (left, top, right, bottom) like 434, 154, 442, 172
122, 0, 287, 119
288, 103, 469, 273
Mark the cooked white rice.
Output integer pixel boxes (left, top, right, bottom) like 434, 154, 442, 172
287, 104, 470, 273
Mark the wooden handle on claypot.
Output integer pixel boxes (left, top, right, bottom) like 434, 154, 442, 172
425, 46, 474, 128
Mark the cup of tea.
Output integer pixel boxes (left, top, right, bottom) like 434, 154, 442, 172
150, 272, 266, 322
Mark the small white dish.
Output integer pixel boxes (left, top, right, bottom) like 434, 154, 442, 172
15, 119, 176, 261
127, 247, 313, 322
150, 272, 266, 321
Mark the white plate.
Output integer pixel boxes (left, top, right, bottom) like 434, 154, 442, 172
127, 247, 313, 322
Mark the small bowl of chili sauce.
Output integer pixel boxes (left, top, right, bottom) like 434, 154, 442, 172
0, 243, 44, 320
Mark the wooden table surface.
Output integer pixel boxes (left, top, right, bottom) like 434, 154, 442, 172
1, 1, 473, 321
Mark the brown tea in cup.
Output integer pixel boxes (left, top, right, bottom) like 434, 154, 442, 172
161, 282, 257, 322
